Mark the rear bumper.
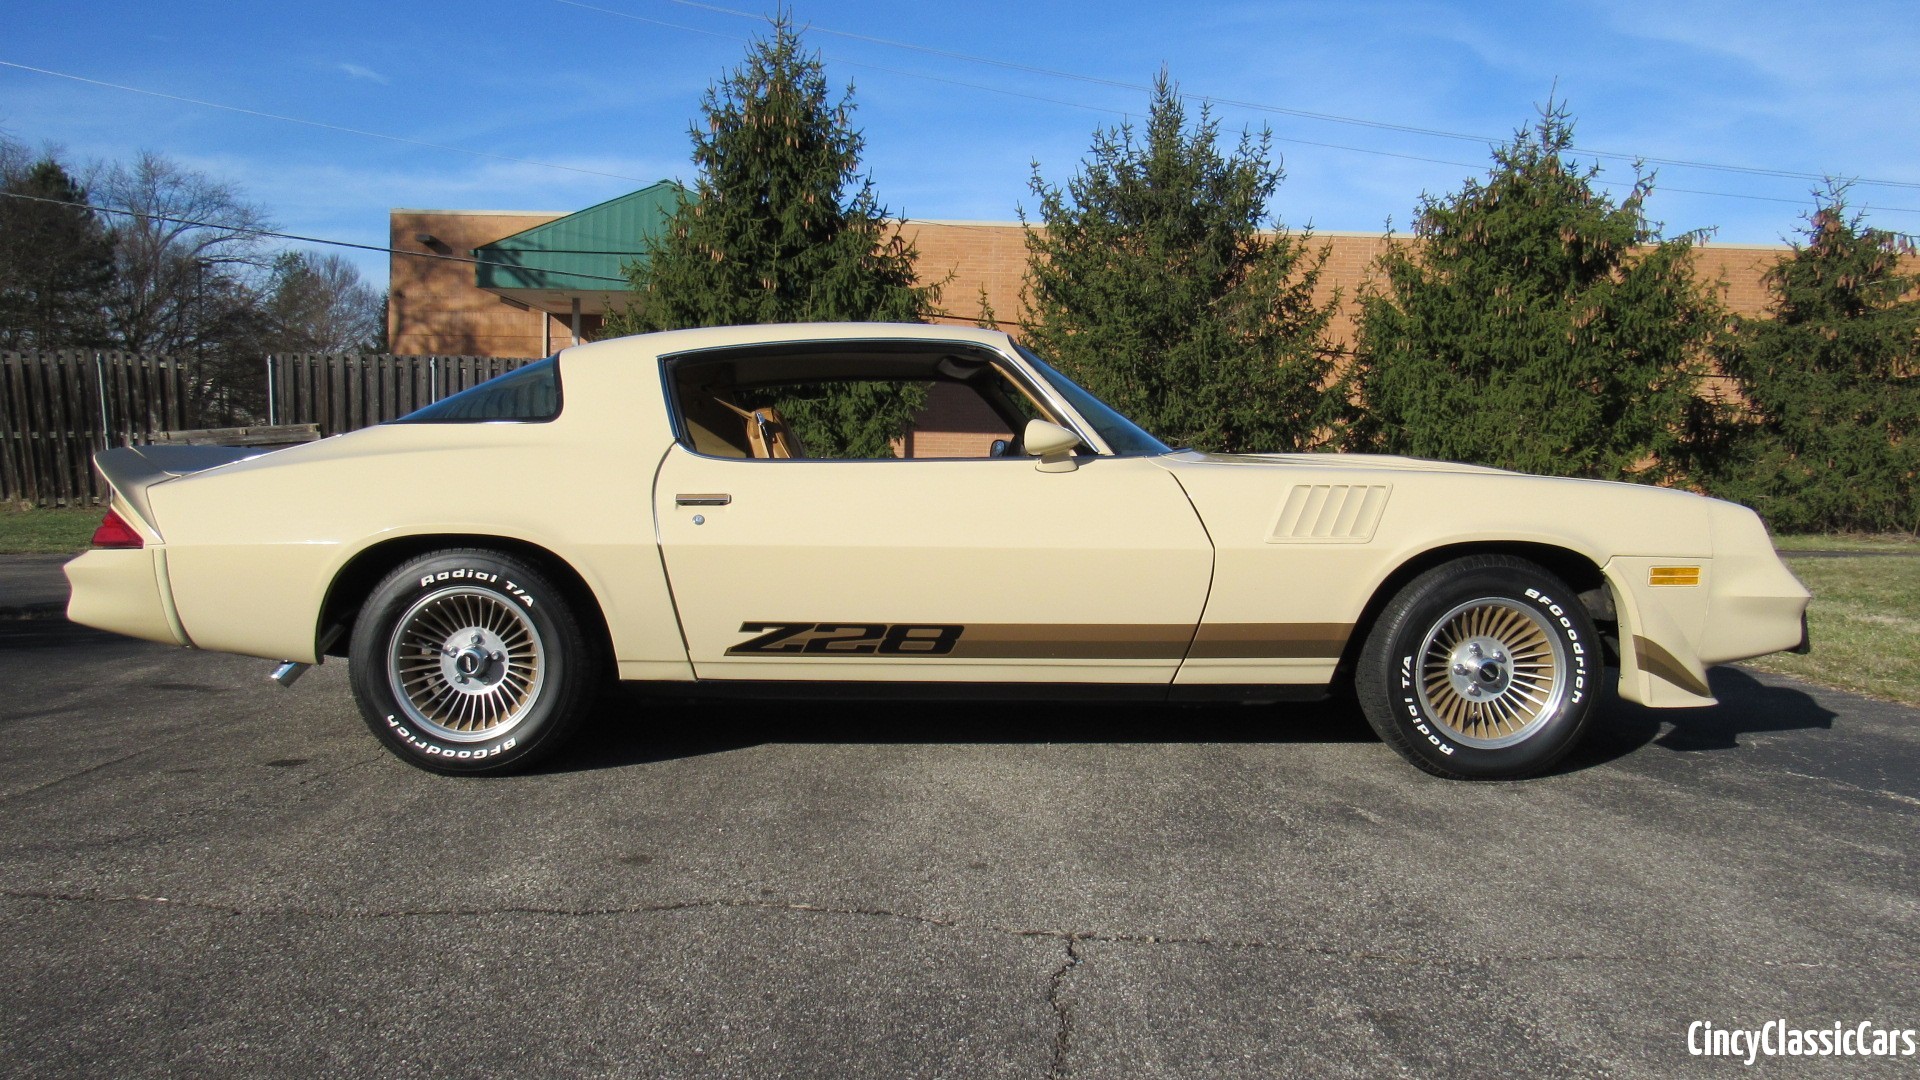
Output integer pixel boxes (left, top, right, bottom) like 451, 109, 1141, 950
64, 548, 191, 647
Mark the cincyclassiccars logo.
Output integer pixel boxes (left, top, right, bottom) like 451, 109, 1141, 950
1688, 1020, 1917, 1064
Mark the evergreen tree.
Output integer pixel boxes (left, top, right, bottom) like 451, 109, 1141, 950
608, 12, 938, 458
1704, 191, 1918, 533
1020, 74, 1338, 453
1347, 104, 1717, 480
0, 156, 116, 350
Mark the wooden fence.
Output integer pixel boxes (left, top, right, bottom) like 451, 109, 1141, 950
1, 352, 533, 507
266, 353, 534, 438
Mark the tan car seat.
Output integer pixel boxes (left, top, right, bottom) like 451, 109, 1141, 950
714, 397, 805, 459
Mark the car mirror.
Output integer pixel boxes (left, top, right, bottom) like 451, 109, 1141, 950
1023, 419, 1080, 473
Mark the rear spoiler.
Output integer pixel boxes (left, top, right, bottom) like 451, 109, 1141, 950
94, 444, 260, 538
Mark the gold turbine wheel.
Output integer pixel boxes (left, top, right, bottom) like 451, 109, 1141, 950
1415, 598, 1568, 750
387, 587, 546, 743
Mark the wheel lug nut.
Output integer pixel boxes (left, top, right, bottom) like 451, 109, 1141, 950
1453, 663, 1470, 675
471, 634, 483, 645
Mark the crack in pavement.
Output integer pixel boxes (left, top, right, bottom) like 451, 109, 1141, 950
1779, 769, 1920, 810
0, 888, 1892, 974
6, 887, 1907, 1080
0, 889, 966, 931
1044, 936, 1081, 1079
0, 747, 157, 804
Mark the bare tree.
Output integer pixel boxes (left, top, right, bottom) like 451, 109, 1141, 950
262, 251, 384, 353
98, 151, 273, 355
0, 132, 30, 177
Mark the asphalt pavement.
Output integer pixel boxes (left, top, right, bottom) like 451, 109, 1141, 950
1, 610, 1916, 1077
0, 555, 71, 616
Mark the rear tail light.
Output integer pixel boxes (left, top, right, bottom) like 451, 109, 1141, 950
91, 509, 144, 549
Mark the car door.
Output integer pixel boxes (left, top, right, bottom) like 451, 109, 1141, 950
652, 446, 1215, 683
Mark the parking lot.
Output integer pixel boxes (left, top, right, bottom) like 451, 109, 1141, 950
2, 613, 1917, 1077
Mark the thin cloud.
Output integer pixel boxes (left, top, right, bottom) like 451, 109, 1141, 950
338, 63, 391, 85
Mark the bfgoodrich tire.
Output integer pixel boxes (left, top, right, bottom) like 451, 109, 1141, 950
1355, 556, 1599, 780
349, 549, 602, 775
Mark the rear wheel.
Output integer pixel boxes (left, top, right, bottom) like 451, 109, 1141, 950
349, 549, 601, 774
1355, 556, 1599, 780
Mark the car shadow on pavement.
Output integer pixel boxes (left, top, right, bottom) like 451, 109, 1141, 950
541, 690, 1377, 774
0, 615, 126, 651
1557, 665, 1838, 774
547, 665, 1840, 777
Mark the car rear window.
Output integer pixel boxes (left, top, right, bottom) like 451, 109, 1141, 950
391, 357, 561, 424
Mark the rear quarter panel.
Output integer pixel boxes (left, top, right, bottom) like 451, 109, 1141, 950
147, 338, 688, 671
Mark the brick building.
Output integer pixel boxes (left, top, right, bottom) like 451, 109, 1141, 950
392, 194, 1791, 357
388, 190, 1798, 454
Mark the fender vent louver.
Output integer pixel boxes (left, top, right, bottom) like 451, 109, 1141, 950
1268, 484, 1391, 544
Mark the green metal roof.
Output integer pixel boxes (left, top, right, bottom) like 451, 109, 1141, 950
472, 181, 686, 291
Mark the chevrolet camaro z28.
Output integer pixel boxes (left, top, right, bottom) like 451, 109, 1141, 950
65, 323, 1811, 779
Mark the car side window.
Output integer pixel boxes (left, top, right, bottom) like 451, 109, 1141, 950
666, 345, 1062, 461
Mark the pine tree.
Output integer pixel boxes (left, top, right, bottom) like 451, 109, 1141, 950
607, 12, 938, 458
1347, 104, 1717, 480
1020, 74, 1338, 453
1704, 190, 1919, 533
0, 157, 116, 350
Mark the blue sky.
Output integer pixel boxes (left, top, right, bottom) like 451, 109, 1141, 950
5, 1, 1917, 289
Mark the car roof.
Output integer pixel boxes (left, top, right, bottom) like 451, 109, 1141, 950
558, 323, 1016, 367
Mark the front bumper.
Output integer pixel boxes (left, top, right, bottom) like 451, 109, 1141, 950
1604, 541, 1811, 709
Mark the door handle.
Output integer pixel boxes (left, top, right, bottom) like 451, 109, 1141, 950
675, 494, 732, 506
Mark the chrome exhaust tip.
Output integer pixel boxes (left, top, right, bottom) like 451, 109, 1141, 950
269, 661, 311, 688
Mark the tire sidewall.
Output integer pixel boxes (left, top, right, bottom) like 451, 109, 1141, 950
350, 552, 574, 773
1375, 564, 1598, 778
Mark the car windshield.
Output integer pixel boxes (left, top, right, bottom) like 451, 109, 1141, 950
1015, 345, 1171, 456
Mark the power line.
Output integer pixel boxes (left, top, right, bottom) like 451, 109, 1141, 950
553, 0, 1920, 213
564, 4, 1509, 181
639, 0, 1920, 192
0, 190, 635, 284
7, 44, 1917, 223
0, 56, 1025, 235
0, 59, 657, 185
1594, 181, 1920, 216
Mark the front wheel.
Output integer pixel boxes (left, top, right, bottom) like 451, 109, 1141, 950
1355, 556, 1600, 780
349, 549, 602, 775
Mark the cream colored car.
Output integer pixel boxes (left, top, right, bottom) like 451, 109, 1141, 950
65, 323, 1810, 779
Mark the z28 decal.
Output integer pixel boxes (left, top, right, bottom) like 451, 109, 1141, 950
722, 622, 1355, 660
727, 622, 965, 656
